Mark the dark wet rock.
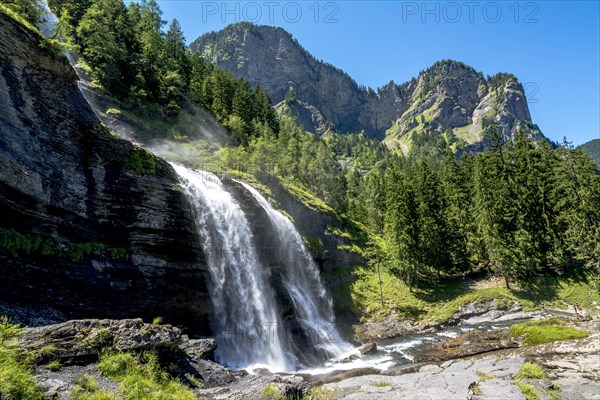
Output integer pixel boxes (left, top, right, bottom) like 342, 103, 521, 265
414, 329, 520, 363
344, 354, 360, 362
186, 358, 235, 388
180, 337, 217, 360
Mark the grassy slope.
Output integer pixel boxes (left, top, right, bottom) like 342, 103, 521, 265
330, 261, 600, 324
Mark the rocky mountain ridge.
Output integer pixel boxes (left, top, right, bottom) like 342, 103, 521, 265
191, 23, 544, 153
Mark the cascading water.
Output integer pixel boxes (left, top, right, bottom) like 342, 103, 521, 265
173, 165, 294, 372
174, 163, 351, 372
236, 181, 352, 363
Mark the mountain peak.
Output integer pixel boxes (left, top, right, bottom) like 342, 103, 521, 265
191, 24, 543, 151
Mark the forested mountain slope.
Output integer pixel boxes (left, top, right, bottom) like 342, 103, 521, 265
580, 138, 600, 166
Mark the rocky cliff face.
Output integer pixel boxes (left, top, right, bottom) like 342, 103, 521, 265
0, 13, 212, 334
191, 23, 544, 152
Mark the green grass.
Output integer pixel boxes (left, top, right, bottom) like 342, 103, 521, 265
510, 321, 588, 345
476, 371, 495, 381
71, 374, 117, 400
0, 317, 43, 400
370, 380, 392, 387
470, 383, 482, 396
0, 227, 48, 258
68, 242, 106, 262
452, 124, 480, 144
514, 363, 562, 400
47, 360, 61, 371
515, 381, 541, 400
334, 262, 526, 322
124, 147, 160, 176
333, 257, 600, 325
304, 386, 336, 400
0, 226, 128, 263
327, 225, 361, 241
262, 383, 284, 400
304, 236, 325, 255
516, 363, 547, 380
0, 4, 41, 37
98, 351, 195, 400
280, 179, 336, 214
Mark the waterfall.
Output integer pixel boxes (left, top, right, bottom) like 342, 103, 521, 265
172, 165, 294, 372
236, 181, 352, 362
37, 0, 57, 38
174, 164, 351, 371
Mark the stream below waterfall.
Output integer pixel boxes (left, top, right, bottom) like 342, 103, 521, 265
299, 318, 528, 375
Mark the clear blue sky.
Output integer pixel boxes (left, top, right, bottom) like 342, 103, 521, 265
151, 0, 599, 145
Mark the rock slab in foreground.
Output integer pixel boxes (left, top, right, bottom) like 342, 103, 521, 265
323, 356, 525, 400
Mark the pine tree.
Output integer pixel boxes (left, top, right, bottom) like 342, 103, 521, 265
232, 79, 253, 125
415, 159, 451, 281
130, 0, 165, 101
3, 0, 42, 26
441, 149, 471, 273
384, 164, 421, 290
76, 0, 136, 96
473, 129, 518, 288
552, 138, 600, 270
511, 132, 557, 275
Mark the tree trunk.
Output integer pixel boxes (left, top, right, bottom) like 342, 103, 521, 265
504, 274, 511, 290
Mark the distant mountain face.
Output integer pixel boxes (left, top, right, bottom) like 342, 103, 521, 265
190, 22, 544, 153
579, 138, 600, 166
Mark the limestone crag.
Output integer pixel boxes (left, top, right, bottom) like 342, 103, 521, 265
191, 23, 544, 150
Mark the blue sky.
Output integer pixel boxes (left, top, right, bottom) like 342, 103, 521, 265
152, 0, 599, 145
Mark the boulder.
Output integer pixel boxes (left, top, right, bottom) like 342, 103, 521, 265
186, 358, 235, 388
21, 318, 183, 361
180, 337, 217, 360
359, 342, 377, 354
